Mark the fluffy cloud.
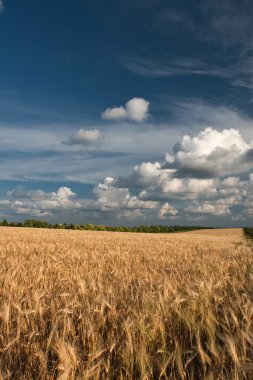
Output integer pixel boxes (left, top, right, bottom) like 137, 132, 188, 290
117, 162, 165, 189
159, 203, 178, 218
185, 202, 231, 216
117, 161, 217, 200
5, 186, 80, 217
125, 98, 149, 122
0, 1, 4, 12
101, 98, 149, 122
93, 177, 158, 216
164, 127, 253, 178
64, 129, 102, 146
101, 106, 127, 121
109, 128, 253, 221
116, 127, 253, 204
1, 172, 253, 224
2, 180, 158, 221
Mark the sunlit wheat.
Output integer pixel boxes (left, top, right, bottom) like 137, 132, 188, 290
0, 227, 252, 379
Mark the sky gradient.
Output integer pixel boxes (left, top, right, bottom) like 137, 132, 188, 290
0, 0, 253, 226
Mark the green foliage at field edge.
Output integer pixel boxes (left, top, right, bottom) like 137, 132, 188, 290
0, 219, 213, 233
244, 227, 253, 239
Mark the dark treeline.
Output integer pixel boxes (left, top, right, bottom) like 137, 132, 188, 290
244, 227, 253, 239
0, 219, 213, 233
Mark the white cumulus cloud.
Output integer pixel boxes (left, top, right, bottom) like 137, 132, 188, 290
185, 202, 231, 216
6, 186, 80, 217
117, 160, 217, 200
64, 129, 102, 146
107, 127, 253, 221
101, 97, 149, 122
166, 127, 253, 177
159, 203, 178, 218
93, 177, 158, 214
101, 106, 127, 120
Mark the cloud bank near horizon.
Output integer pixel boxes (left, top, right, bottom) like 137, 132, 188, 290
1, 125, 252, 225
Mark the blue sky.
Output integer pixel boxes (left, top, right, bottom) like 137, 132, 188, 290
0, 0, 253, 226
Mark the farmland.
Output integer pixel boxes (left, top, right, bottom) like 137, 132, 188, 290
0, 227, 252, 379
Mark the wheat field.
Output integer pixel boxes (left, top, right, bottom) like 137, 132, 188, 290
0, 227, 252, 379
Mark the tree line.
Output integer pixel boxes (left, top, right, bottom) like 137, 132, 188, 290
244, 227, 253, 239
0, 219, 213, 233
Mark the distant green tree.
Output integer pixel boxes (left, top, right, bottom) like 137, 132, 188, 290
54, 223, 66, 229
71, 224, 80, 230
96, 225, 105, 231
24, 219, 50, 228
24, 219, 34, 227
86, 224, 95, 230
